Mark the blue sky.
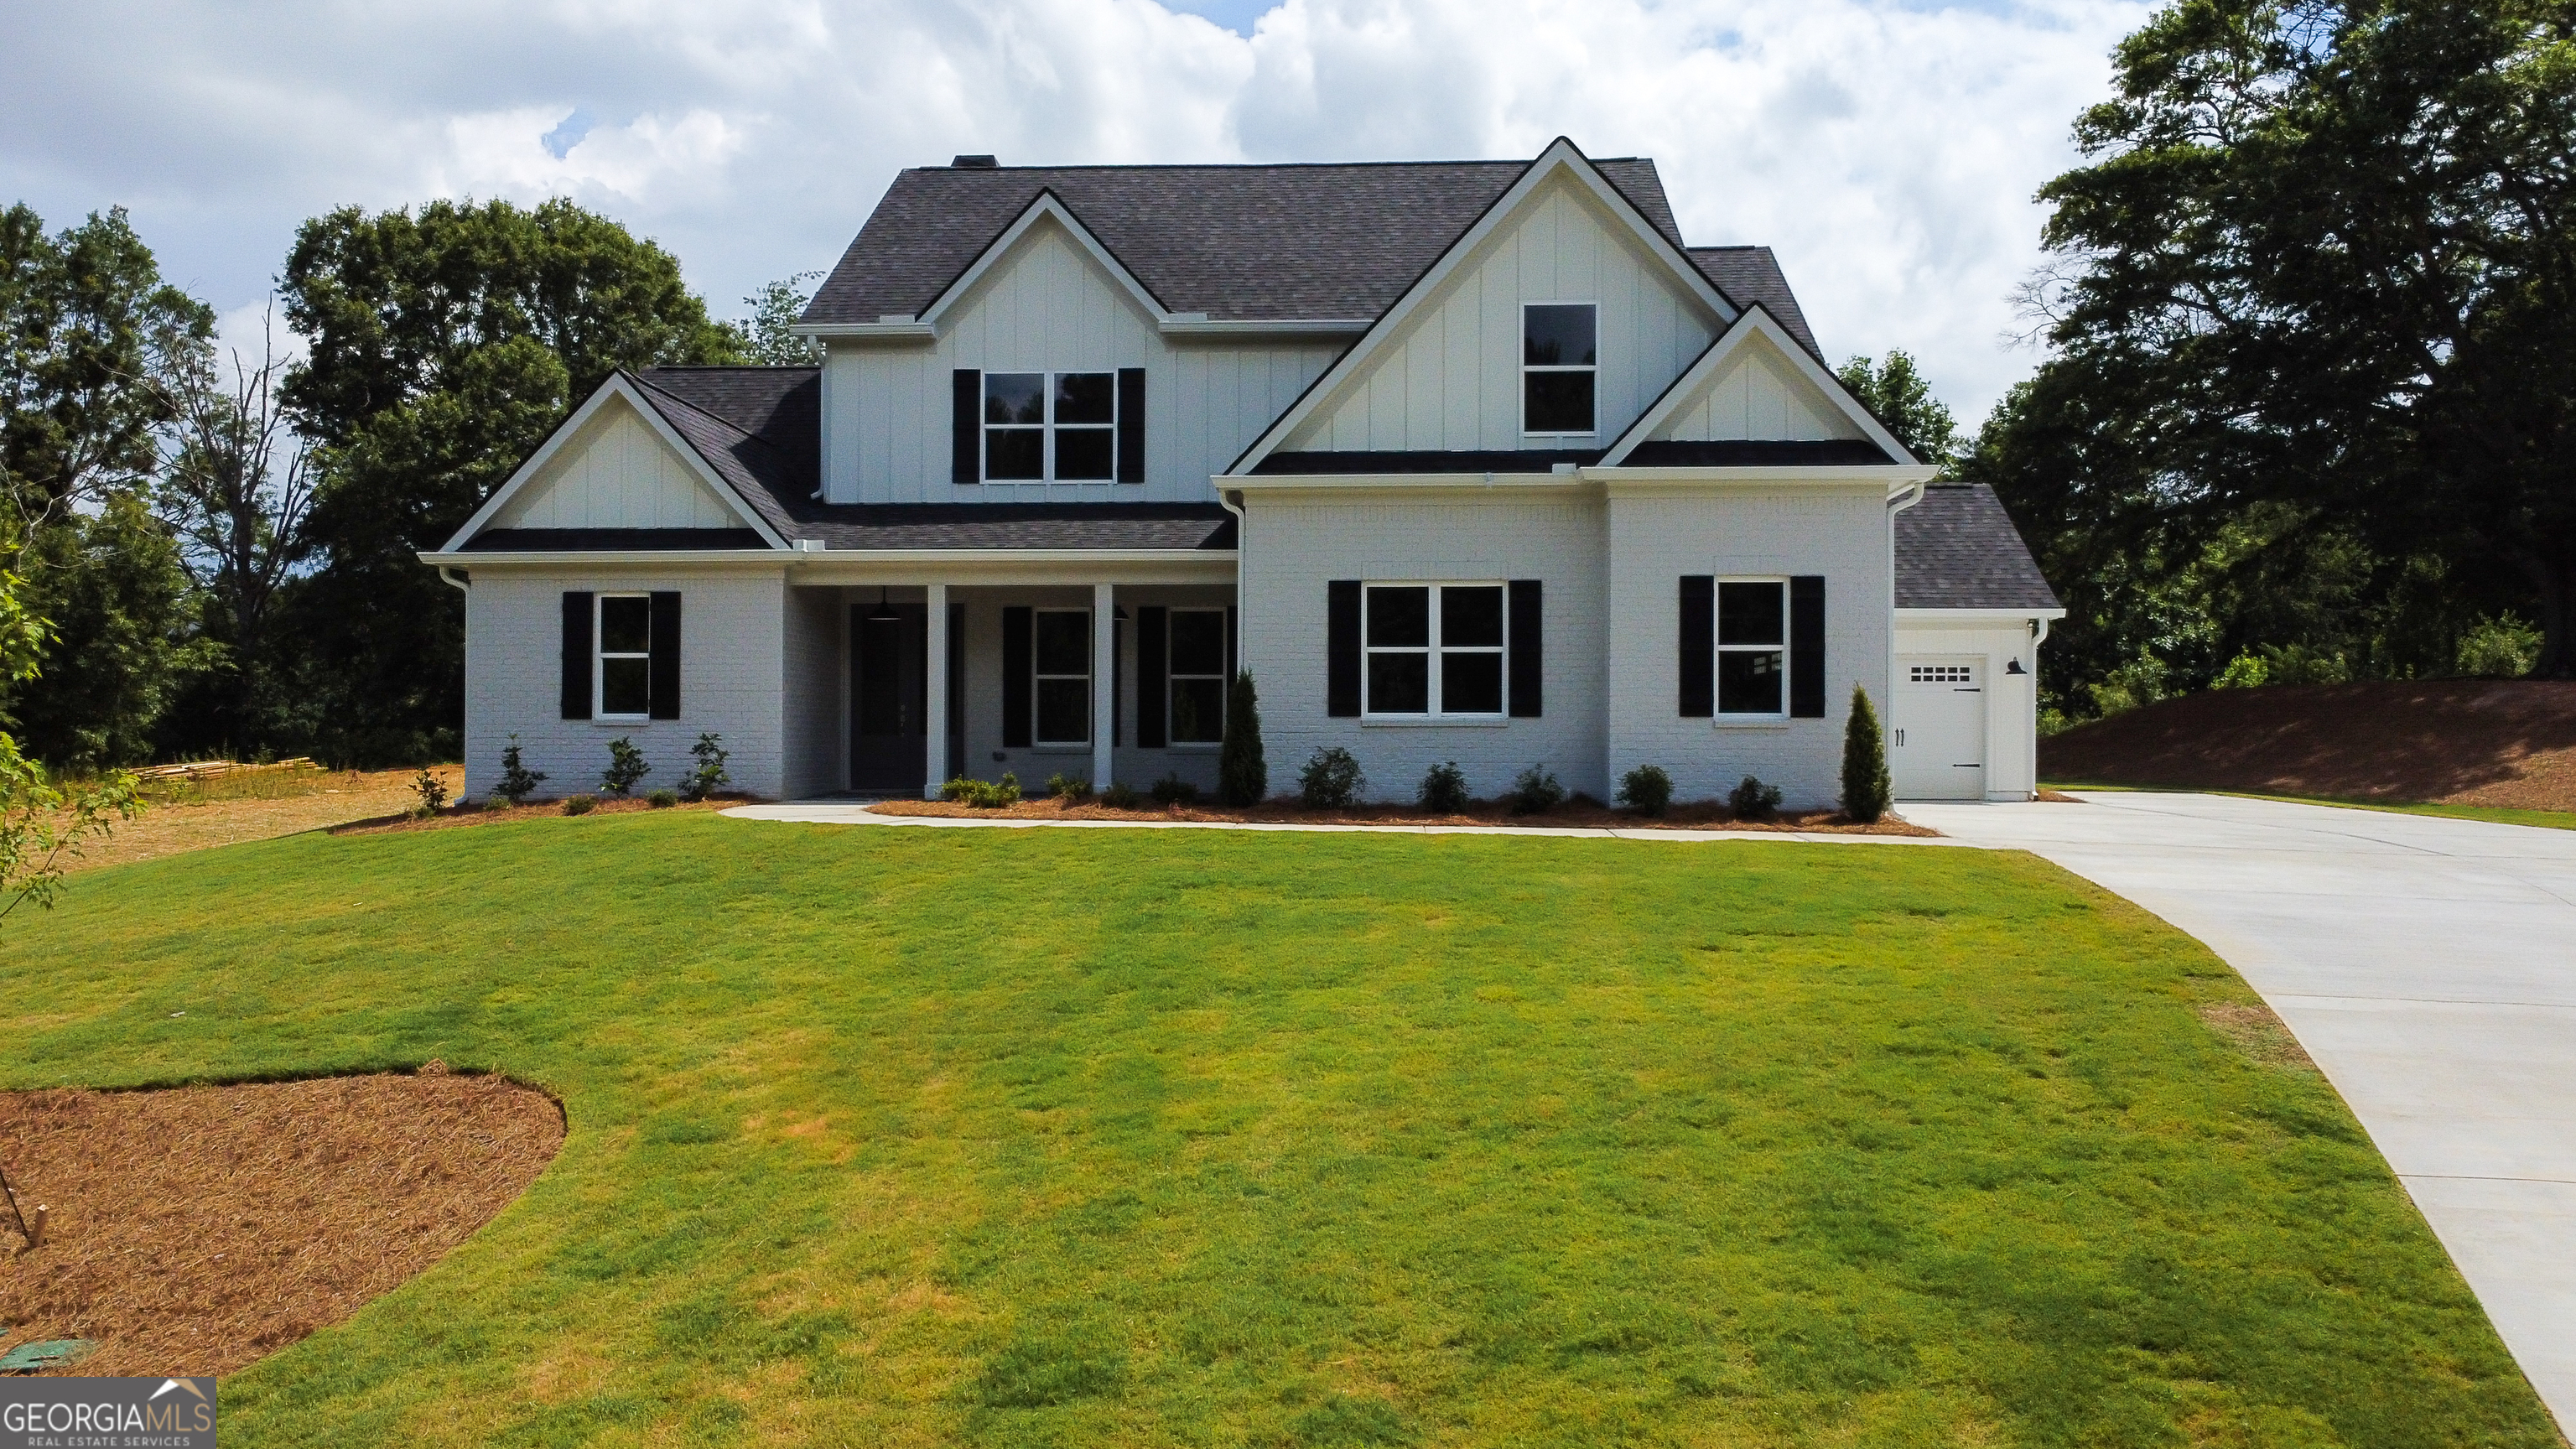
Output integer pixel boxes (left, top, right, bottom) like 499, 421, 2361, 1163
0, 0, 2152, 420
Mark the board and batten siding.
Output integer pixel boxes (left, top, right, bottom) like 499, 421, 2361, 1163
1282, 175, 1721, 455
1654, 331, 1865, 444
823, 218, 1338, 503
1605, 487, 1893, 809
494, 400, 743, 530
461, 569, 791, 802
1238, 494, 1610, 802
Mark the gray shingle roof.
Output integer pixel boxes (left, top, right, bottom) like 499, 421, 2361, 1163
1894, 484, 2061, 611
805, 157, 1706, 325
1687, 247, 1821, 359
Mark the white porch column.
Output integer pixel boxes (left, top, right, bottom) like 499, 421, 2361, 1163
923, 582, 948, 799
1092, 582, 1116, 789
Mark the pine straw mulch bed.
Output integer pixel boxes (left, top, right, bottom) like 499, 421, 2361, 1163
871, 796, 1940, 836
327, 793, 750, 838
0, 1068, 562, 1377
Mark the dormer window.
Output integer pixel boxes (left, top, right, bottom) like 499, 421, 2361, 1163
984, 371, 1116, 480
1522, 304, 1597, 436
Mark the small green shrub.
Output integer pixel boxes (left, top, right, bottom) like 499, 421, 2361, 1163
1418, 761, 1469, 813
2212, 652, 2268, 689
600, 737, 649, 797
2257, 643, 2349, 686
941, 774, 1022, 808
1298, 746, 1365, 808
1507, 765, 1566, 815
1218, 668, 1266, 806
495, 735, 547, 805
1150, 774, 1200, 807
647, 789, 678, 808
1045, 772, 1094, 803
1617, 764, 1673, 817
1728, 775, 1784, 821
1841, 683, 1892, 823
2456, 613, 2540, 678
409, 766, 450, 817
1099, 782, 1140, 809
680, 732, 730, 802
561, 794, 597, 816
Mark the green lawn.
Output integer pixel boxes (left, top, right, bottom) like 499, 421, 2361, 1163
2, 816, 2555, 1447
2049, 782, 2576, 831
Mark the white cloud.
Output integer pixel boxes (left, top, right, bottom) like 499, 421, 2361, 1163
0, 0, 2148, 418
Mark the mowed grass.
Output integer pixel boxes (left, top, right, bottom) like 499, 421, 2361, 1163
1, 816, 2556, 1447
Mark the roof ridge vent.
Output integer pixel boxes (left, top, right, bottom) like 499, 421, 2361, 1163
951, 153, 999, 169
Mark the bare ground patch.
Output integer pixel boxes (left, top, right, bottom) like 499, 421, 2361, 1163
2198, 1001, 2318, 1072
57, 766, 464, 875
0, 1069, 561, 1376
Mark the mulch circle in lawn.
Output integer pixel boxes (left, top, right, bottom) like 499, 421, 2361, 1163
0, 1068, 562, 1377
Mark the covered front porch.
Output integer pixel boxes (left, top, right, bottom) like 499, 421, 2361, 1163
782, 556, 1238, 800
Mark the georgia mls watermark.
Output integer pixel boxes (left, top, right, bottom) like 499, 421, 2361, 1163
0, 1378, 215, 1448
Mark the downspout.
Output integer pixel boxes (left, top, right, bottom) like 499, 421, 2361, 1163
1219, 487, 1249, 667
439, 566, 470, 592
1884, 480, 1926, 747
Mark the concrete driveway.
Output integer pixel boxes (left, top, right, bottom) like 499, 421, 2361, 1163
1904, 792, 2576, 1431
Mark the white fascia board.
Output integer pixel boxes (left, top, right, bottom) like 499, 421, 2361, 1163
434, 375, 792, 553
1159, 318, 1369, 338
418, 550, 792, 572
786, 552, 1238, 587
1223, 472, 1593, 501
794, 320, 937, 340
1226, 138, 1741, 476
1895, 606, 2068, 625
1596, 307, 1917, 467
1596, 465, 1939, 492
916, 193, 1169, 329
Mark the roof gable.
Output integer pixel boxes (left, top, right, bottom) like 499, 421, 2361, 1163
1601, 307, 1913, 467
916, 192, 1168, 328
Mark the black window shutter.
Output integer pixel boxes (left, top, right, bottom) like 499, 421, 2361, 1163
561, 591, 594, 719
1116, 368, 1146, 483
1327, 581, 1361, 717
952, 369, 981, 484
1679, 575, 1714, 717
647, 591, 682, 719
1001, 605, 1032, 747
1136, 607, 1168, 748
1790, 575, 1826, 719
1508, 579, 1542, 718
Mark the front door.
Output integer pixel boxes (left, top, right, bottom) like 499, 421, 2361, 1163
850, 602, 927, 794
1893, 657, 1987, 800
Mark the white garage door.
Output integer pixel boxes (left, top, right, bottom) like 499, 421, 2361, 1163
1894, 657, 1987, 800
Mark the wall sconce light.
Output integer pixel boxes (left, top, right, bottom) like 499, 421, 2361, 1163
2006, 658, 2029, 675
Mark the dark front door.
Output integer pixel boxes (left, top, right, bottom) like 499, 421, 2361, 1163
850, 602, 927, 793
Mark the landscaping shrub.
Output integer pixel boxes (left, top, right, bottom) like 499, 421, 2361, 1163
1046, 772, 1094, 803
2212, 652, 2269, 689
1218, 668, 1265, 806
1150, 774, 1200, 806
647, 789, 678, 808
600, 737, 648, 797
1729, 775, 1783, 821
495, 735, 547, 806
1841, 683, 1892, 823
1100, 782, 1140, 809
1617, 764, 1672, 817
1298, 746, 1364, 808
1418, 761, 1469, 813
408, 767, 449, 817
941, 774, 1022, 808
561, 794, 596, 816
680, 732, 730, 802
2457, 612, 2541, 678
1507, 765, 1566, 815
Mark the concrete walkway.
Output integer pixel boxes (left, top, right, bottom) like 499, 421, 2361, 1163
1906, 792, 2576, 1431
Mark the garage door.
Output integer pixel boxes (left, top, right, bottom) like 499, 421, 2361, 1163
1893, 658, 1986, 800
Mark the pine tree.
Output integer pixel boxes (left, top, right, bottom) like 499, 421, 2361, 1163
1841, 683, 1892, 823
1218, 669, 1266, 806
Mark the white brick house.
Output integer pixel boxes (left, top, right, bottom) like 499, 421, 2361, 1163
423, 139, 2061, 808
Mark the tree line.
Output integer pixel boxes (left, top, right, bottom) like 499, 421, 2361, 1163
0, 199, 819, 774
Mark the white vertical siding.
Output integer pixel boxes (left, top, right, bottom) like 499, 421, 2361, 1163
1284, 176, 1720, 455
1656, 333, 1862, 443
494, 402, 741, 529
460, 569, 790, 802
1605, 487, 1893, 810
823, 218, 1339, 504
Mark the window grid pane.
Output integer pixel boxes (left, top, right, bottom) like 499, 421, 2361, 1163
1167, 609, 1227, 744
980, 371, 1121, 482
1716, 579, 1789, 715
1523, 304, 1597, 435
1033, 609, 1091, 745
1363, 583, 1508, 717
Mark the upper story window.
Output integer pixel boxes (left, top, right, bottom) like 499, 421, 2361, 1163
1717, 579, 1788, 717
1364, 583, 1505, 718
984, 371, 1115, 480
1522, 304, 1597, 437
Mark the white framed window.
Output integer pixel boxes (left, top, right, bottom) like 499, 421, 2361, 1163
1909, 663, 1975, 684
1032, 607, 1092, 745
984, 371, 1115, 481
596, 593, 652, 719
1168, 608, 1227, 745
1717, 578, 1788, 717
1521, 303, 1597, 436
1363, 583, 1505, 718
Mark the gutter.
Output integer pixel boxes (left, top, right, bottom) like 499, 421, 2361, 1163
1218, 488, 1249, 665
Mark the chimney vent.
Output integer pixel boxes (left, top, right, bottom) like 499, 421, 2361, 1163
951, 154, 999, 169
